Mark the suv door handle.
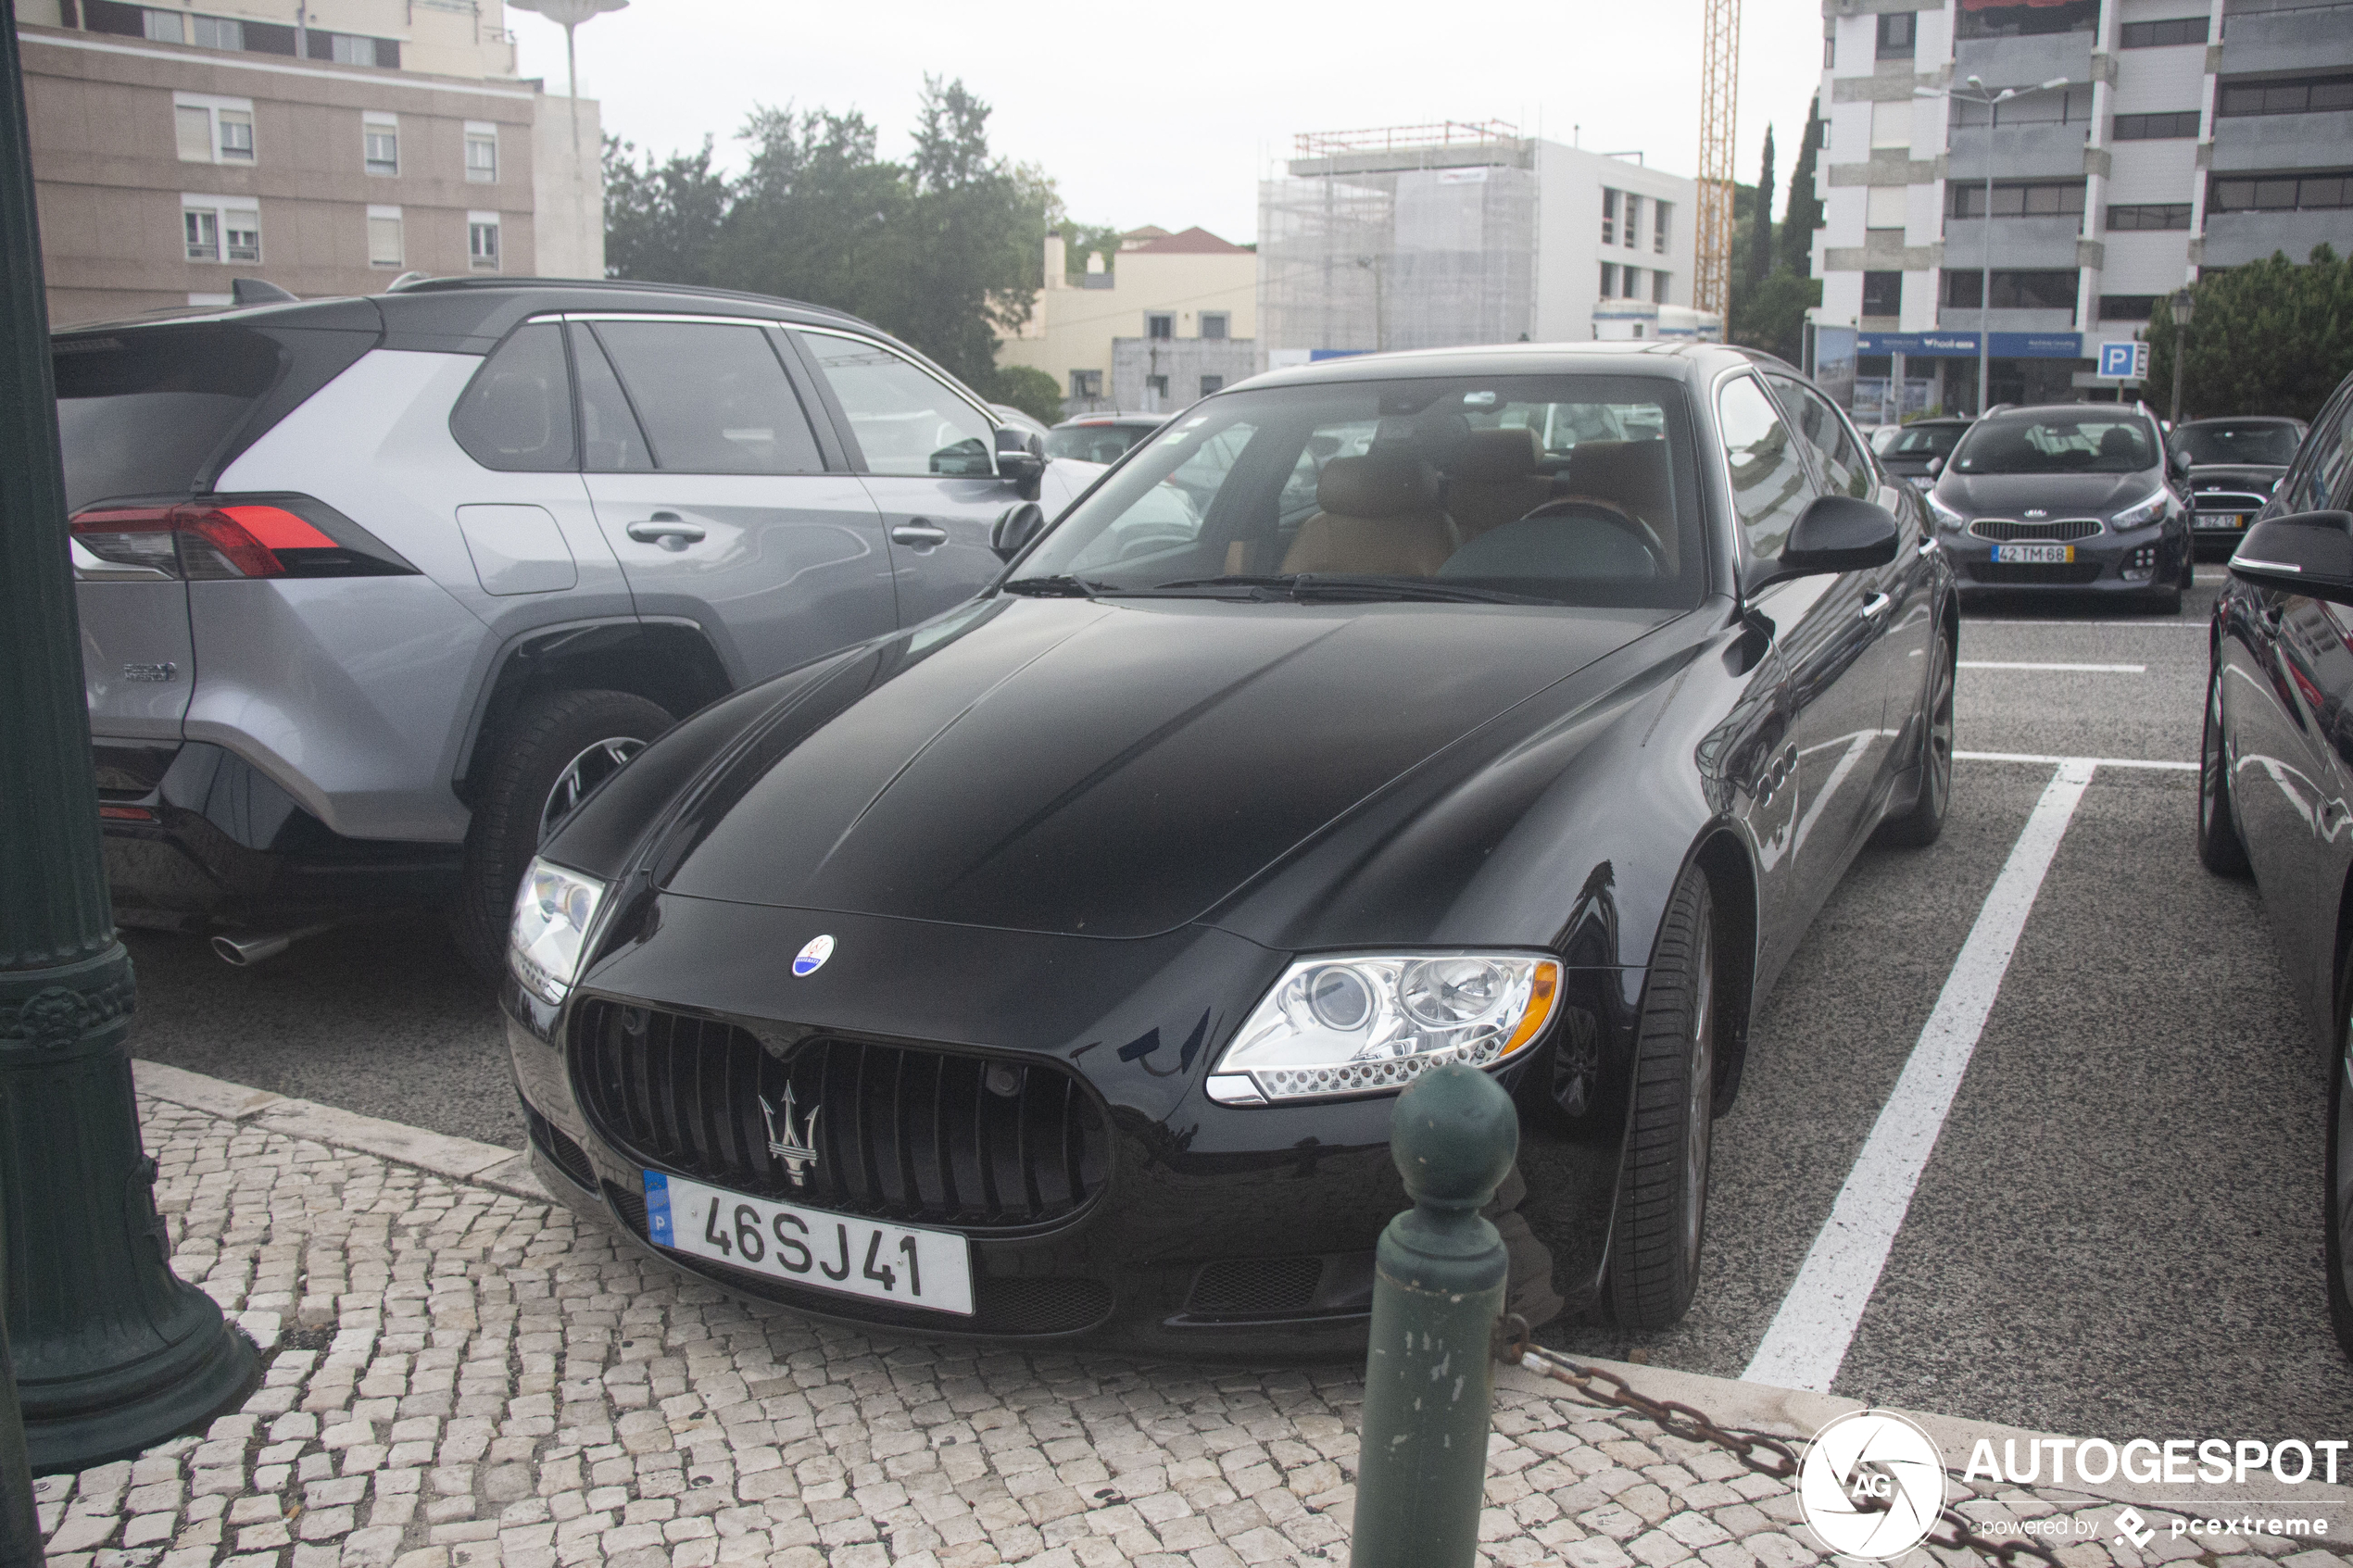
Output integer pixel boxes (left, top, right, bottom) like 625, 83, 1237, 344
1860, 592, 1892, 620
627, 512, 705, 551
890, 521, 950, 548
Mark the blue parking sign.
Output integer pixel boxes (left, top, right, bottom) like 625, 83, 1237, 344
2098, 341, 2147, 381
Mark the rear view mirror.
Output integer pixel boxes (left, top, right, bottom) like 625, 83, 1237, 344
990, 501, 1047, 561
995, 426, 1045, 497
2171, 448, 2193, 480
2230, 511, 2353, 606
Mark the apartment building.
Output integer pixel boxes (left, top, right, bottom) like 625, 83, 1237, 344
1000, 225, 1258, 416
19, 0, 602, 325
1811, 0, 2353, 415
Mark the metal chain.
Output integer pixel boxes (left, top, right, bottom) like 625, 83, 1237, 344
1496, 1317, 2065, 1568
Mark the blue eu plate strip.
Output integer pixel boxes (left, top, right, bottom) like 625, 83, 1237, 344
643, 1171, 673, 1245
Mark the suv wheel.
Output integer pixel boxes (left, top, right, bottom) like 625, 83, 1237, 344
452, 688, 672, 980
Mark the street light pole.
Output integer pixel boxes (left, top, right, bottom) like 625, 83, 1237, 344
2169, 285, 2196, 424
0, 0, 255, 1476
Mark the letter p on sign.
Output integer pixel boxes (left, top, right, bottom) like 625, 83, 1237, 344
2099, 341, 2149, 381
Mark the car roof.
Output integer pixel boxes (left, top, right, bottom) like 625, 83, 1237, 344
1051, 413, 1164, 428
1229, 339, 1775, 393
2178, 414, 2302, 427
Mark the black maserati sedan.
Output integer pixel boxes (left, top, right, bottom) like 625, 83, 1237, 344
500, 342, 1957, 1354
2195, 370, 2353, 1361
2171, 415, 2309, 558
1924, 403, 2195, 610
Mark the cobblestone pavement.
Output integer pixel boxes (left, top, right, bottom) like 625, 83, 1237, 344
31, 1094, 2353, 1568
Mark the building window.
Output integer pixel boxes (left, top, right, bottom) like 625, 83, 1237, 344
1652, 270, 1669, 304
1601, 188, 1618, 245
1600, 261, 1618, 297
1200, 375, 1225, 397
1947, 181, 2087, 218
2112, 110, 2203, 140
175, 106, 212, 161
367, 206, 403, 267
182, 199, 258, 263
1199, 312, 1229, 341
2120, 16, 2208, 46
1876, 12, 1917, 58
1068, 369, 1102, 401
1654, 201, 1670, 253
1943, 269, 2079, 312
218, 109, 253, 160
2208, 170, 2353, 212
465, 124, 498, 183
1957, 0, 2095, 38
363, 114, 397, 175
2218, 73, 2353, 118
2107, 203, 2193, 231
1622, 267, 1644, 297
190, 14, 240, 48
1624, 194, 1642, 248
174, 96, 255, 163
1146, 374, 1169, 399
2099, 295, 2158, 320
1824, 23, 1836, 67
1145, 313, 1173, 340
1863, 271, 1903, 316
1869, 100, 1911, 149
469, 214, 501, 270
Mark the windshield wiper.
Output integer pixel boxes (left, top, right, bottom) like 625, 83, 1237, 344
1000, 575, 1110, 598
1140, 573, 1554, 606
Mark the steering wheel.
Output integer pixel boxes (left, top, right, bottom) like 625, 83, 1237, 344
1515, 496, 1669, 573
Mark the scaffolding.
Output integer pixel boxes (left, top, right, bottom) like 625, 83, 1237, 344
1259, 123, 1539, 360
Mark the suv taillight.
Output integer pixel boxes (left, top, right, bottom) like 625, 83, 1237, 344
70, 495, 415, 581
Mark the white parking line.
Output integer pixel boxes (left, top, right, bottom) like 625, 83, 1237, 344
1964, 619, 2205, 629
1957, 748, 2196, 771
1957, 660, 2145, 673
1743, 759, 2096, 1393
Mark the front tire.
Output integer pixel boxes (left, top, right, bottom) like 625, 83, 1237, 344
2196, 663, 2251, 876
1875, 628, 1956, 848
451, 688, 672, 979
1607, 864, 1719, 1329
2327, 952, 2353, 1363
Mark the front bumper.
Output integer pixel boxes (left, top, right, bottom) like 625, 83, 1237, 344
1938, 519, 2188, 596
503, 896, 1637, 1356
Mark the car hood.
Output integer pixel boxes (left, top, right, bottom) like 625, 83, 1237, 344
659, 595, 1670, 939
2186, 464, 2284, 493
1937, 470, 2164, 517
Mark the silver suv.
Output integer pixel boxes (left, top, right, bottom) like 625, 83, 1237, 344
65, 278, 1093, 972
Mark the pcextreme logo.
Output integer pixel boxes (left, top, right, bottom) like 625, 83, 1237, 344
1797, 1411, 1947, 1560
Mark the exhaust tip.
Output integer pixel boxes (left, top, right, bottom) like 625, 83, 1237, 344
212, 932, 295, 967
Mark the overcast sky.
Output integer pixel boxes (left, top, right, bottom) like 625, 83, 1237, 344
512, 0, 1826, 245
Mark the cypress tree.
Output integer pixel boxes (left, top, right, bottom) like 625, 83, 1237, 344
1751, 126, 1776, 291
1779, 99, 1825, 278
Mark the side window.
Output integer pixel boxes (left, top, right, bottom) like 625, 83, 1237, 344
588, 320, 824, 475
1769, 374, 1874, 499
2315, 394, 2353, 512
449, 321, 575, 472
1718, 375, 1817, 562
567, 323, 651, 473
798, 332, 995, 478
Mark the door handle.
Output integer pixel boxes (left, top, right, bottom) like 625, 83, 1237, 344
890, 521, 950, 548
627, 512, 706, 551
1860, 592, 1893, 621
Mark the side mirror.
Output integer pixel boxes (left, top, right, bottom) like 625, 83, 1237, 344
1749, 495, 1904, 595
2170, 447, 2193, 480
1926, 456, 1945, 478
2230, 511, 2353, 606
990, 501, 1047, 561
996, 426, 1045, 498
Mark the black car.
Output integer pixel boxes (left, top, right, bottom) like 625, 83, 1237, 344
1924, 402, 2195, 611
2171, 415, 2309, 558
1876, 416, 1971, 490
2196, 370, 2353, 1361
501, 343, 1957, 1353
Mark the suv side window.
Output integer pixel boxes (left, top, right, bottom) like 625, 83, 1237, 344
567, 323, 652, 472
1718, 374, 1818, 562
2315, 389, 2353, 512
588, 320, 825, 475
1768, 373, 1875, 499
797, 331, 996, 478
450, 321, 576, 471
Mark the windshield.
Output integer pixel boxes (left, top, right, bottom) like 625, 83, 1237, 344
1045, 423, 1155, 463
2171, 420, 2301, 468
1952, 414, 2157, 476
1013, 373, 1706, 610
1887, 423, 1964, 459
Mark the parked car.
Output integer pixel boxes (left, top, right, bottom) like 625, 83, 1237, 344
1876, 416, 1971, 489
2193, 370, 2353, 1360
63, 278, 1101, 972
2170, 415, 2309, 558
1043, 412, 1165, 465
1922, 403, 2194, 611
501, 342, 1957, 1352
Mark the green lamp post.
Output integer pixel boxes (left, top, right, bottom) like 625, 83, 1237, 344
0, 0, 255, 1478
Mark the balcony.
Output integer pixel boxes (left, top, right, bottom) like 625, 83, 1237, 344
2218, 8, 2353, 77
2210, 110, 2353, 172
1942, 215, 2087, 269
2201, 209, 2353, 267
1947, 120, 2094, 182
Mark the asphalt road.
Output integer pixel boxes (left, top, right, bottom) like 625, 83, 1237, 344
125, 566, 2353, 1438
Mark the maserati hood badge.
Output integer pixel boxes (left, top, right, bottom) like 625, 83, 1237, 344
792, 935, 835, 977
760, 1085, 821, 1189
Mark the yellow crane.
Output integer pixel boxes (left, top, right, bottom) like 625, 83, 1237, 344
1694, 0, 1742, 324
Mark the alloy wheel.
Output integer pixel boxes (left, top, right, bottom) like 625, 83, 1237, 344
1923, 638, 1956, 822
1683, 916, 1717, 1274
2201, 678, 2225, 836
538, 735, 645, 845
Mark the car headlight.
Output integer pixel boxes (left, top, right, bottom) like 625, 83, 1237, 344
2110, 489, 2170, 529
509, 858, 608, 1005
1205, 951, 1562, 1105
1925, 493, 1966, 530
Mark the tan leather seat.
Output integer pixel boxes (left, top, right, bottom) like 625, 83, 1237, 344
1562, 440, 1678, 569
1448, 428, 1556, 542
1281, 451, 1457, 576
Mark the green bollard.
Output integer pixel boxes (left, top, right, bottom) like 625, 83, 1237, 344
1349, 1061, 1517, 1568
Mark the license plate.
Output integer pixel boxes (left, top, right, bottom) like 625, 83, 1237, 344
644, 1170, 975, 1314
1991, 544, 2073, 564
2195, 512, 2247, 531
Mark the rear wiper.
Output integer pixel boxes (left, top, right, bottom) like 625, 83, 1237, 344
1142, 573, 1554, 606
1000, 575, 1111, 597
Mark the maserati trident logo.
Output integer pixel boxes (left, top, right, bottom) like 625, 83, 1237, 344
792, 935, 835, 977
760, 1085, 821, 1189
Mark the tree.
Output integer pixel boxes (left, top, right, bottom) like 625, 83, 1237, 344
990, 364, 1064, 425
1778, 99, 1823, 279
602, 133, 727, 286
1749, 127, 1776, 292
2146, 246, 2353, 420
